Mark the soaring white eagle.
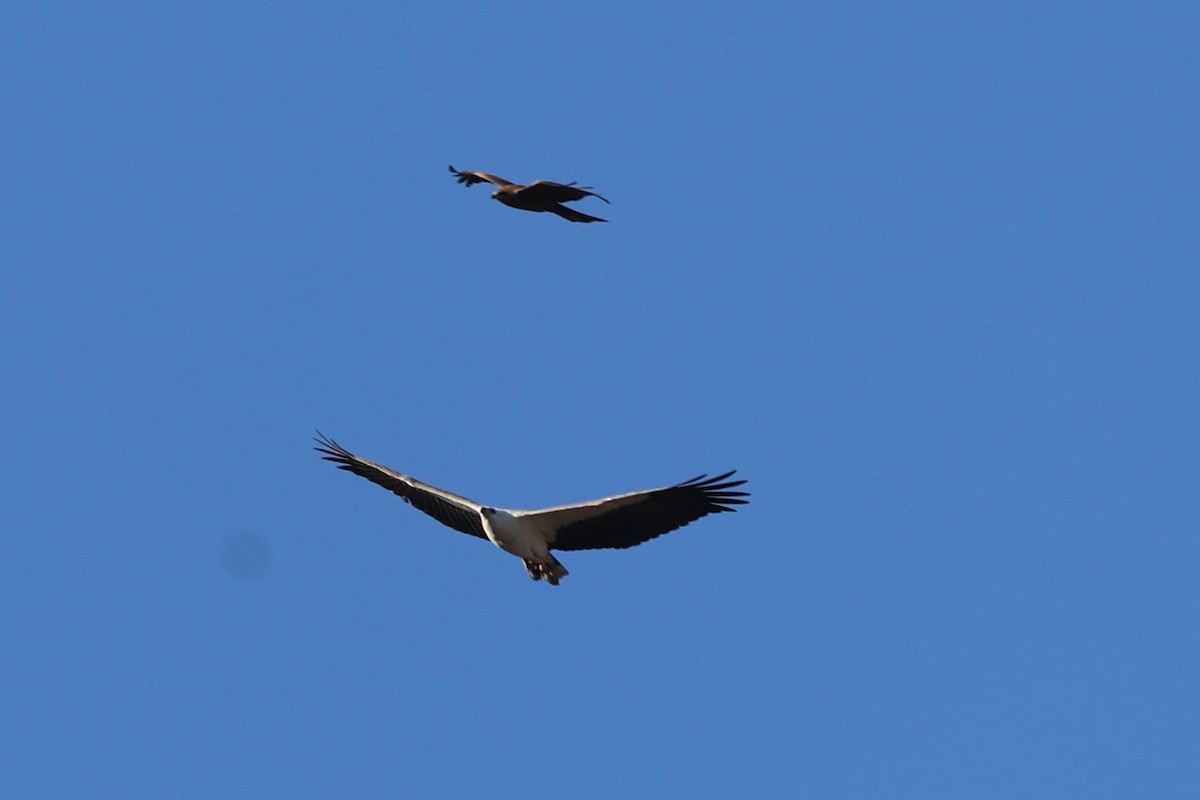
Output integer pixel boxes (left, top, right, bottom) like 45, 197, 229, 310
448, 165, 610, 223
314, 434, 748, 585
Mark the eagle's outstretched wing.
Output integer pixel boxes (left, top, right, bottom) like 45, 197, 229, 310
546, 204, 608, 223
447, 165, 515, 188
518, 180, 610, 205
314, 434, 488, 540
519, 472, 748, 551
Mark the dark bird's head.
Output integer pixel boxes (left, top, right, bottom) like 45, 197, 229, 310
481, 506, 496, 517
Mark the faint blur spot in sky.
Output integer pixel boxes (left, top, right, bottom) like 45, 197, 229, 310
221, 532, 272, 578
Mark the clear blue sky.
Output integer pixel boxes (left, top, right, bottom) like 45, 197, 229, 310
3, 2, 1197, 797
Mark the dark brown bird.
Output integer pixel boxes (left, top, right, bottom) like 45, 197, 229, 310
448, 165, 610, 223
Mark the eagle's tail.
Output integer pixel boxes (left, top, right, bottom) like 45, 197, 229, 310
523, 555, 570, 586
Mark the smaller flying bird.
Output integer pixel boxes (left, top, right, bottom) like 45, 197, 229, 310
448, 165, 610, 223
314, 434, 748, 585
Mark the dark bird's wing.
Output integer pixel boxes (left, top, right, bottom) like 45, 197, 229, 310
314, 434, 487, 540
518, 472, 748, 551
447, 165, 516, 188
548, 204, 607, 223
518, 180, 610, 204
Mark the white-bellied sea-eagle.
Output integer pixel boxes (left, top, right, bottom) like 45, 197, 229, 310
314, 434, 748, 585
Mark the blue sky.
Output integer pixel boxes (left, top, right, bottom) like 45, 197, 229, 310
3, 2, 1197, 796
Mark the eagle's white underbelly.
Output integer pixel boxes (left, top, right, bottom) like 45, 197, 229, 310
482, 509, 546, 560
